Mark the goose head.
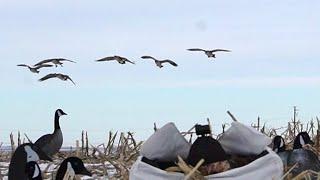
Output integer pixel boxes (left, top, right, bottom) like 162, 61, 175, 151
272, 135, 286, 153
25, 161, 42, 180
293, 132, 314, 149
56, 109, 67, 117
56, 157, 92, 179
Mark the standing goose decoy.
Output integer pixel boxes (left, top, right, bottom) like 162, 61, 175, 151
8, 143, 52, 180
34, 58, 76, 67
287, 132, 320, 177
34, 109, 67, 158
17, 64, 53, 74
187, 48, 231, 58
25, 161, 43, 180
96, 55, 135, 65
38, 73, 76, 85
55, 157, 92, 180
272, 135, 291, 167
141, 56, 178, 68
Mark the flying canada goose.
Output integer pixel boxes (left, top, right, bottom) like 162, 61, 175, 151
187, 48, 231, 58
25, 161, 43, 180
26, 157, 91, 180
287, 132, 320, 177
34, 109, 67, 158
34, 58, 76, 67
141, 56, 178, 68
96, 55, 135, 65
8, 143, 52, 180
56, 157, 92, 180
38, 73, 76, 85
17, 64, 53, 73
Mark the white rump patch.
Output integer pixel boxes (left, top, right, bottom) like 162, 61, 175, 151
24, 145, 39, 162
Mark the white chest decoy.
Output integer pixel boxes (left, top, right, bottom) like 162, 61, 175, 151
56, 157, 92, 180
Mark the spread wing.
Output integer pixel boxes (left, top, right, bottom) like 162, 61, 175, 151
34, 59, 54, 66
35, 64, 53, 69
187, 48, 205, 52
161, 60, 178, 67
17, 64, 30, 68
38, 73, 58, 81
124, 58, 135, 64
66, 76, 76, 85
211, 49, 231, 53
141, 56, 157, 61
60, 59, 76, 63
96, 56, 116, 62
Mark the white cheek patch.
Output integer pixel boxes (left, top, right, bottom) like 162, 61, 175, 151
33, 164, 40, 178
57, 110, 62, 117
280, 139, 284, 148
300, 135, 306, 146
24, 146, 40, 162
64, 162, 75, 180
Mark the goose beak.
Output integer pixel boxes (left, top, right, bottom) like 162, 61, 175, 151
80, 168, 92, 176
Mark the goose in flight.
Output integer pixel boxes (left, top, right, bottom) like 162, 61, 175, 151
96, 55, 135, 65
34, 58, 76, 67
187, 48, 231, 58
39, 73, 76, 85
17, 64, 53, 73
141, 56, 178, 68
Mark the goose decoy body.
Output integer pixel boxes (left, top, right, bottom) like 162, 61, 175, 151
34, 58, 76, 67
38, 73, 76, 85
8, 143, 52, 180
272, 135, 290, 167
34, 109, 67, 158
287, 132, 320, 177
141, 56, 178, 68
17, 64, 53, 73
55, 157, 92, 180
187, 48, 231, 58
25, 161, 43, 180
96, 55, 135, 65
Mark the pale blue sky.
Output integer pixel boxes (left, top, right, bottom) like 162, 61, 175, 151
0, 1, 319, 145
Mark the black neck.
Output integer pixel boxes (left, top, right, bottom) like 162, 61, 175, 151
54, 112, 60, 130
55, 161, 67, 180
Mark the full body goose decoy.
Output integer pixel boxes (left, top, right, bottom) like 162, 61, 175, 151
56, 157, 92, 180
34, 109, 67, 158
187, 48, 231, 58
17, 64, 53, 74
38, 73, 76, 85
25, 161, 43, 180
25, 157, 91, 180
272, 135, 290, 167
8, 143, 52, 180
96, 55, 135, 65
141, 56, 178, 68
34, 58, 76, 67
287, 132, 320, 177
